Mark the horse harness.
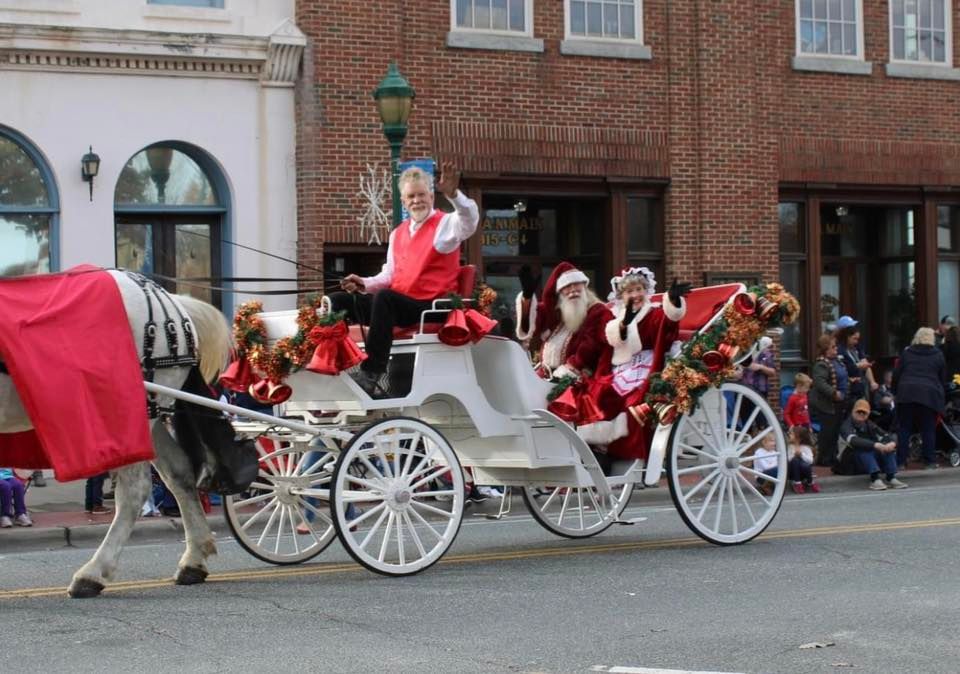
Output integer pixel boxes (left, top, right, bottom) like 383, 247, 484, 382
124, 272, 199, 418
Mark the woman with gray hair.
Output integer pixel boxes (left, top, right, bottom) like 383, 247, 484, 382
893, 326, 947, 469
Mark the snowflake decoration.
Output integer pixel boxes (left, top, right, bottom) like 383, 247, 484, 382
357, 165, 391, 245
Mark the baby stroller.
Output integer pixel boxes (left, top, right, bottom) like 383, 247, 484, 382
907, 386, 960, 468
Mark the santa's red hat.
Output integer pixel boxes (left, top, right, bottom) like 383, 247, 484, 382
534, 262, 589, 336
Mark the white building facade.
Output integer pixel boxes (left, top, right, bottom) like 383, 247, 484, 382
0, 0, 305, 311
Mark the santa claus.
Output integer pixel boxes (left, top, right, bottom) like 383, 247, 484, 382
604, 267, 690, 461
515, 261, 613, 381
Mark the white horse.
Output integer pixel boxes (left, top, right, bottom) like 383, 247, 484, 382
0, 269, 236, 598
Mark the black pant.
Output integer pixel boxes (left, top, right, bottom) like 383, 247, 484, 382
788, 456, 814, 484
812, 408, 841, 467
328, 290, 433, 373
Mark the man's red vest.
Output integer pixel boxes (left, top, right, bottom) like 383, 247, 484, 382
390, 210, 460, 300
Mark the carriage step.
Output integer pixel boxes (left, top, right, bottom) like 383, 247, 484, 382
615, 516, 648, 525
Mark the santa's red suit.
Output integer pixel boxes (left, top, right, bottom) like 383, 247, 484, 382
603, 290, 686, 461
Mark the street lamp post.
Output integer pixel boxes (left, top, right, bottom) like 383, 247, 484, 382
373, 63, 415, 227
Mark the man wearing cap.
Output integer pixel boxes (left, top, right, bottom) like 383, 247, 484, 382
332, 161, 479, 398
839, 398, 907, 490
516, 262, 613, 381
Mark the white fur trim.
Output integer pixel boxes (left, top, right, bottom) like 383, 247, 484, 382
556, 269, 589, 291
662, 293, 686, 322
606, 302, 651, 366
515, 292, 537, 341
577, 412, 629, 445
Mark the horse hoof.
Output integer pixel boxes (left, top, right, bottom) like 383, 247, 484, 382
68, 577, 105, 599
175, 566, 208, 586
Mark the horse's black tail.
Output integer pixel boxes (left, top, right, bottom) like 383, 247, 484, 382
171, 367, 258, 495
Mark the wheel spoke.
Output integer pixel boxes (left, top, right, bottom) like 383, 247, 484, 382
577, 489, 585, 530
357, 452, 386, 480
678, 442, 719, 461
558, 488, 572, 524
396, 511, 406, 566
735, 425, 774, 456
407, 503, 443, 540
711, 477, 726, 533
372, 437, 394, 479
286, 506, 300, 555
344, 473, 384, 492
407, 465, 452, 492
293, 506, 320, 543
726, 475, 738, 534
399, 433, 423, 477
701, 395, 726, 455
242, 496, 278, 533
301, 499, 333, 527
359, 507, 390, 551
540, 486, 562, 510
348, 501, 386, 527
728, 392, 744, 444
694, 474, 723, 522
402, 511, 427, 557
685, 417, 723, 456
731, 474, 758, 525
410, 499, 456, 519
675, 461, 720, 476
411, 489, 456, 499
736, 472, 771, 506
681, 467, 721, 503
232, 491, 274, 509
378, 512, 396, 563
586, 487, 605, 521
404, 447, 444, 482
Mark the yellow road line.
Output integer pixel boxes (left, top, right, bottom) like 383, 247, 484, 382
4, 516, 960, 600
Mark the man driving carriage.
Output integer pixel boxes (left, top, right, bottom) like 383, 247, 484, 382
330, 161, 479, 398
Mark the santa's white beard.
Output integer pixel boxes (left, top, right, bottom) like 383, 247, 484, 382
559, 292, 590, 332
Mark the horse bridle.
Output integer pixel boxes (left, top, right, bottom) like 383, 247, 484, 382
124, 271, 200, 418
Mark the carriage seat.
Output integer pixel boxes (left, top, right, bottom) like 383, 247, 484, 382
347, 265, 477, 343
650, 283, 744, 343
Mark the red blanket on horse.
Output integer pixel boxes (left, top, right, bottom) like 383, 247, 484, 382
0, 266, 153, 481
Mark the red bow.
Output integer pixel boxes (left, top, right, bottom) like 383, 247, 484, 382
306, 322, 367, 375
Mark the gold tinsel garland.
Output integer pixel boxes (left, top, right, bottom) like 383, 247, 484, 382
233, 298, 326, 383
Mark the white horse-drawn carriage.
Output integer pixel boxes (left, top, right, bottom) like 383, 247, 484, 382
191, 280, 789, 576
0, 269, 789, 596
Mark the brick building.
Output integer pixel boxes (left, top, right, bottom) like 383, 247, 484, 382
296, 0, 960, 380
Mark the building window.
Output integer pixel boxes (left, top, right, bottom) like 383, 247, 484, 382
626, 196, 663, 287
452, 0, 530, 34
797, 0, 862, 57
891, 0, 949, 63
147, 0, 225, 7
938, 205, 960, 324
779, 202, 807, 361
0, 127, 58, 276
567, 0, 642, 41
114, 143, 226, 307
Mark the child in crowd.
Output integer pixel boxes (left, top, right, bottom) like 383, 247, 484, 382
784, 372, 812, 429
787, 425, 820, 494
753, 432, 780, 496
0, 468, 32, 527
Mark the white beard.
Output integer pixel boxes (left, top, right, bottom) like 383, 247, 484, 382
559, 292, 589, 332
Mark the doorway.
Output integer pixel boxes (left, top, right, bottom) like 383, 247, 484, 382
115, 214, 222, 307
820, 203, 918, 358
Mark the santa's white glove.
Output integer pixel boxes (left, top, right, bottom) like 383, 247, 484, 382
553, 363, 580, 380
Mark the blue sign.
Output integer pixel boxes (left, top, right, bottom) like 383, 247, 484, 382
397, 158, 435, 222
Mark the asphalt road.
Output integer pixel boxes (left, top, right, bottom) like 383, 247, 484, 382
3, 480, 960, 673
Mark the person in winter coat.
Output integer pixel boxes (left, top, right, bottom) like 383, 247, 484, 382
940, 325, 960, 380
893, 326, 947, 469
840, 399, 907, 491
809, 334, 845, 467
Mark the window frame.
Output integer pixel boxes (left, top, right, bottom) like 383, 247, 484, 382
888, 0, 953, 66
449, 0, 535, 38
146, 0, 225, 7
795, 0, 866, 61
0, 125, 60, 273
564, 0, 645, 44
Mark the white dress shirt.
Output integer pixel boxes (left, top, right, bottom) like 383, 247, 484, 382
361, 190, 480, 293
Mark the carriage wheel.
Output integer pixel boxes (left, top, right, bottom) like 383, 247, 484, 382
330, 417, 465, 576
667, 382, 787, 545
521, 481, 633, 539
223, 441, 338, 565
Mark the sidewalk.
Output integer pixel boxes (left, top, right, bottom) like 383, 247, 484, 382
2, 460, 957, 550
